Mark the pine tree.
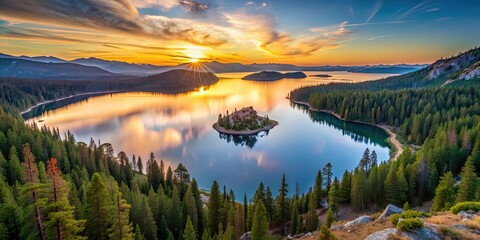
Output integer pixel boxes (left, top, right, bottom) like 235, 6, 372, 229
305, 192, 319, 232
8, 146, 23, 185
183, 186, 198, 233
339, 170, 351, 203
190, 179, 205, 237
136, 197, 157, 240
456, 159, 478, 203
323, 163, 333, 192
313, 170, 323, 206
359, 148, 371, 174
328, 178, 340, 216
201, 228, 212, 240
371, 150, 378, 168
109, 191, 134, 240
85, 173, 111, 240
278, 174, 288, 235
44, 158, 86, 240
318, 225, 337, 240
159, 215, 169, 240
20, 143, 46, 240
251, 200, 268, 240
243, 194, 248, 233
169, 187, 181, 239
183, 216, 196, 240
325, 208, 334, 228
208, 181, 221, 236
137, 157, 143, 174
351, 170, 368, 211
134, 225, 144, 240
146, 153, 162, 191
290, 198, 299, 235
264, 187, 274, 220
174, 163, 190, 198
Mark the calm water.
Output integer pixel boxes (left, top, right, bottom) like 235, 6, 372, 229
26, 72, 393, 196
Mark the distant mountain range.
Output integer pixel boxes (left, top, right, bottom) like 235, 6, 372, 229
0, 53, 428, 80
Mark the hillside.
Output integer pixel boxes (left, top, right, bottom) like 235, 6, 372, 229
242, 71, 307, 81
0, 58, 122, 80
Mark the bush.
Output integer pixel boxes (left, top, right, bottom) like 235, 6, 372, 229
450, 201, 480, 214
391, 210, 429, 225
396, 218, 423, 232
438, 225, 465, 240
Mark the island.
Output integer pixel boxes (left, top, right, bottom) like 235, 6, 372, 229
213, 106, 278, 135
311, 74, 332, 78
241, 71, 307, 81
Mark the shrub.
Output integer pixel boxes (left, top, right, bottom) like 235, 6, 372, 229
396, 218, 423, 232
391, 210, 429, 225
450, 201, 480, 214
438, 225, 465, 240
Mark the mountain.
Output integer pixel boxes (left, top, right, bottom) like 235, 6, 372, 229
0, 58, 121, 80
0, 52, 427, 77
71, 57, 168, 76
136, 69, 219, 92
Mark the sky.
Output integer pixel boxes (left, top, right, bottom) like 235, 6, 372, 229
0, 0, 479, 66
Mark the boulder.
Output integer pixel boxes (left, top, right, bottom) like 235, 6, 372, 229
365, 224, 442, 240
402, 224, 441, 240
330, 224, 344, 230
365, 228, 398, 240
344, 215, 373, 227
377, 204, 403, 220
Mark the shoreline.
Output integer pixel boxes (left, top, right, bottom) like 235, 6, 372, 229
21, 90, 120, 115
212, 120, 279, 136
290, 99, 404, 161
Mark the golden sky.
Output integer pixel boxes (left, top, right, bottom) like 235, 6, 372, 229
0, 0, 478, 66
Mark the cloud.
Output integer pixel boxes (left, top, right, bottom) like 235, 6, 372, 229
224, 11, 350, 57
179, 0, 210, 14
310, 20, 410, 32
0, 0, 225, 46
132, 0, 211, 14
366, 0, 382, 23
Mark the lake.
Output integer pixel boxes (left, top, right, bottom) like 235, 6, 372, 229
25, 71, 393, 197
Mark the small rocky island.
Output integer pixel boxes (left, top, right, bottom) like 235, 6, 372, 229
242, 71, 307, 81
213, 106, 278, 135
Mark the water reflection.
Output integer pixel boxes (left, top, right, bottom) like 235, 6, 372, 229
291, 103, 389, 148
218, 131, 271, 148
24, 71, 395, 196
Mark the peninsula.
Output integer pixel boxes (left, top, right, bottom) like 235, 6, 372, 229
213, 106, 278, 135
241, 71, 307, 81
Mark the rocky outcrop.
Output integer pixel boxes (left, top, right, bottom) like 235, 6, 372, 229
402, 223, 441, 240
365, 223, 442, 240
365, 228, 398, 240
344, 216, 373, 227
377, 204, 403, 220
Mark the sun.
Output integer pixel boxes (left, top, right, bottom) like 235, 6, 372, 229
184, 45, 206, 63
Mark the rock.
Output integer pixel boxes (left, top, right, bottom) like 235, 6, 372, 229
401, 224, 441, 240
453, 224, 468, 231
365, 228, 398, 240
344, 215, 373, 227
365, 224, 442, 240
330, 224, 344, 230
304, 232, 313, 237
240, 231, 251, 240
458, 211, 473, 220
377, 204, 404, 220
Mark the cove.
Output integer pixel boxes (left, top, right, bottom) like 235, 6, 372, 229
24, 71, 393, 196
